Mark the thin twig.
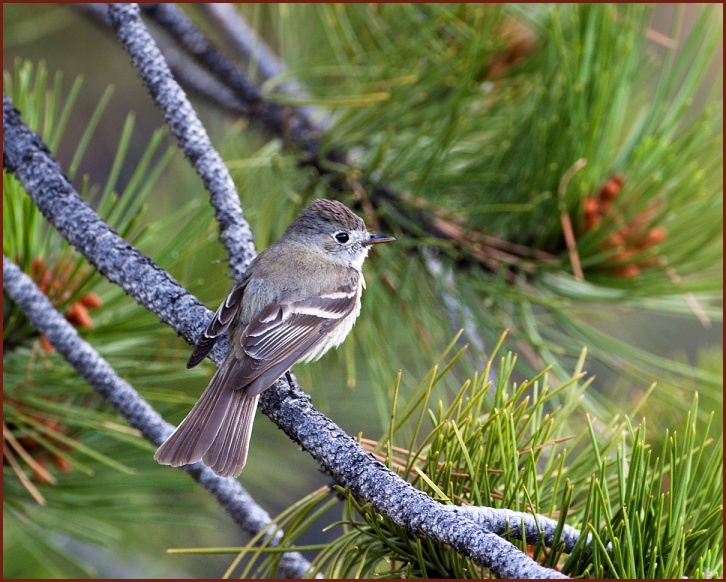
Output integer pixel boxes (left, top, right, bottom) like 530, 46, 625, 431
3, 442, 48, 506
199, 3, 328, 133
3, 422, 58, 487
558, 158, 588, 281
138, 3, 323, 156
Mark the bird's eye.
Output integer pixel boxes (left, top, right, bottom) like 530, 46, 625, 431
334, 232, 350, 244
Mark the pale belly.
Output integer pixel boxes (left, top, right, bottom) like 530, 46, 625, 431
299, 286, 362, 364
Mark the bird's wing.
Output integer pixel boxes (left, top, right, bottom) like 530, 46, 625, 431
187, 277, 248, 369
229, 282, 359, 397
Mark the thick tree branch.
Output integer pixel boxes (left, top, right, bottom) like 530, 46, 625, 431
259, 379, 569, 579
4, 91, 569, 578
106, 4, 256, 283
2, 255, 315, 579
447, 505, 585, 555
3, 95, 219, 358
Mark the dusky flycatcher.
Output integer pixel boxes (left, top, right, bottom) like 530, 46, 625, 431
155, 199, 394, 477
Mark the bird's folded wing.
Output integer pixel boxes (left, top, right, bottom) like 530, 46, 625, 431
187, 278, 248, 369
231, 284, 358, 396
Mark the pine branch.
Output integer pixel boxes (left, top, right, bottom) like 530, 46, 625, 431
2, 255, 315, 580
448, 505, 586, 555
73, 5, 722, 387
3, 88, 569, 578
103, 4, 256, 284
260, 376, 569, 579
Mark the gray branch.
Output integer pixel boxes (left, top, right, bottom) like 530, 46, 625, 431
4, 92, 568, 578
106, 3, 256, 284
3, 96, 219, 358
259, 380, 570, 579
2, 256, 314, 579
447, 505, 585, 554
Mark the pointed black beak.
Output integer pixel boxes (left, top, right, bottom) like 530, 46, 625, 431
362, 233, 396, 246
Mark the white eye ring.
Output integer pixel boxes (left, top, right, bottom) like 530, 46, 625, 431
334, 232, 350, 244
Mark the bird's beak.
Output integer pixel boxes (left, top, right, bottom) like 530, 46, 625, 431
362, 233, 396, 246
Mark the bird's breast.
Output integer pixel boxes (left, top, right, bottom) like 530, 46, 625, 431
299, 279, 363, 363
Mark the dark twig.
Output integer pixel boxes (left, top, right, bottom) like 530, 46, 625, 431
107, 3, 256, 284
4, 92, 569, 578
159, 46, 249, 115
138, 3, 323, 157
199, 3, 328, 133
73, 3, 248, 115
2, 256, 315, 579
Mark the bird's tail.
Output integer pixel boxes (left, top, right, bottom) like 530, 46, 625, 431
154, 354, 259, 478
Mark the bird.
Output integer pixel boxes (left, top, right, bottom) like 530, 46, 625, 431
154, 199, 395, 477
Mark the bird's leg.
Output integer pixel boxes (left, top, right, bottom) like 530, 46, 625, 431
285, 370, 295, 388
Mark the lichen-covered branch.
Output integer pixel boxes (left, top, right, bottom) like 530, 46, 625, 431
259, 379, 569, 579
447, 505, 584, 554
106, 3, 256, 283
3, 94, 217, 357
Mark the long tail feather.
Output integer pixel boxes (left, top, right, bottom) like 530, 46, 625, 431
154, 354, 259, 477
203, 392, 259, 478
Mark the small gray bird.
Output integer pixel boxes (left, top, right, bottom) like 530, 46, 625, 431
155, 199, 394, 477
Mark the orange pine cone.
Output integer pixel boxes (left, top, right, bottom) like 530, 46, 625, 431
79, 293, 103, 309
